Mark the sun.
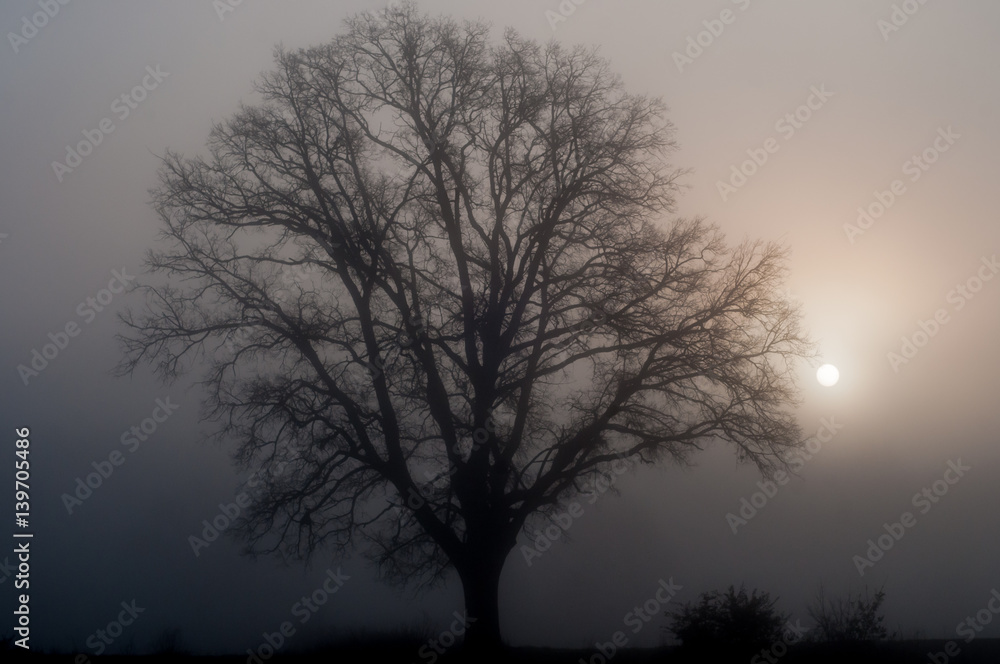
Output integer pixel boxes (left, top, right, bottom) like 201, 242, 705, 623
816, 364, 840, 387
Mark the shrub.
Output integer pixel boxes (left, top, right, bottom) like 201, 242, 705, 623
666, 584, 788, 654
807, 584, 891, 643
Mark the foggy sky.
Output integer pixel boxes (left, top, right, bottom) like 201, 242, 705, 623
2, 0, 999, 655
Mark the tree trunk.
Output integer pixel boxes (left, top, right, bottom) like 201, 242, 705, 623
458, 548, 507, 659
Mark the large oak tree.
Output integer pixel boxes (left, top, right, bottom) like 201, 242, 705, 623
117, 2, 813, 652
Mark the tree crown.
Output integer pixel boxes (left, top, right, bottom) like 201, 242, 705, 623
117, 2, 813, 590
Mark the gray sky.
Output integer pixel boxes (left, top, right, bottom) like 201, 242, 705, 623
2, 0, 999, 655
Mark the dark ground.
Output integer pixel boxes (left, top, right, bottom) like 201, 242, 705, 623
3, 640, 999, 663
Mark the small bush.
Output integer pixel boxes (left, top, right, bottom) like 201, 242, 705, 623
807, 584, 891, 643
666, 584, 788, 655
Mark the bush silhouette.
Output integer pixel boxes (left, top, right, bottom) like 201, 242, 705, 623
807, 584, 891, 643
666, 584, 787, 655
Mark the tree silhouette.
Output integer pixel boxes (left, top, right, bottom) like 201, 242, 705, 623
116, 2, 813, 652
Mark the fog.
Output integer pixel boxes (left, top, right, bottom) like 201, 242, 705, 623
1, 0, 998, 656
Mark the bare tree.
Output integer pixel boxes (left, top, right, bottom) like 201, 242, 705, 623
116, 2, 813, 652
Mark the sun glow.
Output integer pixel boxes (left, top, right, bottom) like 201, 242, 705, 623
817, 364, 840, 387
